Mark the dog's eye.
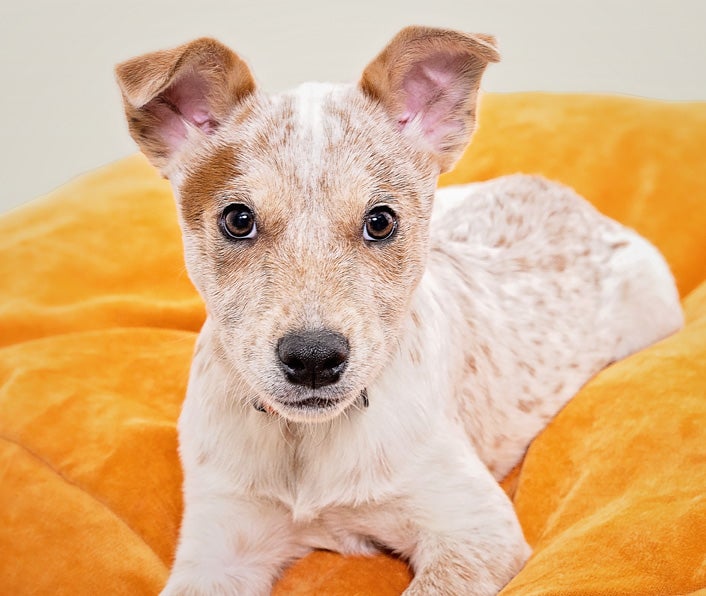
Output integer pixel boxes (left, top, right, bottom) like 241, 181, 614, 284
219, 203, 257, 240
363, 206, 397, 242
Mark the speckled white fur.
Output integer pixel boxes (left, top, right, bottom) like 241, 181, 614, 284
115, 29, 684, 596
163, 174, 682, 596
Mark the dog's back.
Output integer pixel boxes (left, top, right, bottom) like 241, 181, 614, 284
428, 174, 682, 477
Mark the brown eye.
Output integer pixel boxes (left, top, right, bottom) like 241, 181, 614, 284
364, 206, 397, 241
219, 203, 257, 240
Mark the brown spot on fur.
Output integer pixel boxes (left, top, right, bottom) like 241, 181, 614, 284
548, 254, 567, 272
410, 348, 421, 365
514, 257, 531, 272
257, 99, 297, 168
411, 310, 422, 328
466, 355, 478, 373
519, 361, 536, 376
517, 399, 533, 413
518, 397, 542, 413
611, 240, 629, 249
180, 145, 244, 231
507, 213, 523, 227
480, 344, 500, 375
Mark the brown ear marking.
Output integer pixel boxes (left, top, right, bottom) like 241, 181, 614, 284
360, 26, 500, 172
115, 38, 256, 170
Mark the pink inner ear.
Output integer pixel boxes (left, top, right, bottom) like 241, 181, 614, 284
146, 70, 218, 152
398, 52, 470, 149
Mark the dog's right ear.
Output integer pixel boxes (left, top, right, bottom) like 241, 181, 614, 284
115, 38, 256, 172
360, 27, 499, 172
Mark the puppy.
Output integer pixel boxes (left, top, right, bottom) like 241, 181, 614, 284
116, 26, 683, 595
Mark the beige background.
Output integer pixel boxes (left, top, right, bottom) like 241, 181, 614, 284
1, 0, 705, 213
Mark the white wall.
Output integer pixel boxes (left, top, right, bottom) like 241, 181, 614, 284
1, 0, 705, 213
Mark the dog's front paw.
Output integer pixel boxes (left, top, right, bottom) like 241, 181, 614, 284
403, 573, 499, 596
403, 540, 531, 596
160, 566, 271, 596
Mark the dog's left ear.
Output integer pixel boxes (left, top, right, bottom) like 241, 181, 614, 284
360, 26, 499, 172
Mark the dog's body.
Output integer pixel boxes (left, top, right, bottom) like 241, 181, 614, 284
116, 27, 683, 595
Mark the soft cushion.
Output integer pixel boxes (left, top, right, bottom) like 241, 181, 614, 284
1, 92, 705, 595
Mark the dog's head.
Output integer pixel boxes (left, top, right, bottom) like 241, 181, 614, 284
116, 27, 498, 422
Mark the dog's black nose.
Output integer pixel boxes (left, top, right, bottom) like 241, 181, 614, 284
277, 330, 349, 389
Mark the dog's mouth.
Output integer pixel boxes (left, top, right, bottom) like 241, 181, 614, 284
254, 389, 368, 419
289, 396, 340, 410
259, 396, 339, 412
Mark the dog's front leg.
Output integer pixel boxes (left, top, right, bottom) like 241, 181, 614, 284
161, 493, 307, 596
382, 453, 530, 596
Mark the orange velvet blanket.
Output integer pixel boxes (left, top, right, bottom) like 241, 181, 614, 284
1, 92, 705, 595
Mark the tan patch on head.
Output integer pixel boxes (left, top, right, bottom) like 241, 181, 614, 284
179, 144, 244, 232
